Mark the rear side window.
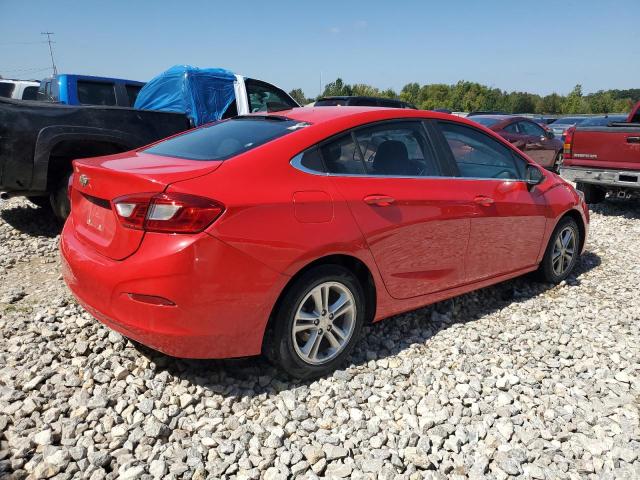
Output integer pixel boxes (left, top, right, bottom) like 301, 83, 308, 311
438, 122, 524, 180
125, 84, 143, 107
354, 122, 439, 176
22, 86, 38, 100
320, 134, 366, 174
0, 83, 15, 98
144, 117, 307, 161
77, 80, 117, 105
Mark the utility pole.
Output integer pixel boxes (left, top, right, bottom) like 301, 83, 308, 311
41, 32, 57, 76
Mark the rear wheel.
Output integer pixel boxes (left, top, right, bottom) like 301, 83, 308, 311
576, 182, 606, 204
537, 216, 581, 283
29, 196, 52, 210
50, 172, 71, 222
266, 265, 365, 379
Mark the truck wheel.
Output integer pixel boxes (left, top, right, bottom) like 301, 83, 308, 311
576, 182, 606, 204
50, 173, 71, 222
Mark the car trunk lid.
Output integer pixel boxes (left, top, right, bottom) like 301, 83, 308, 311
568, 127, 640, 171
71, 151, 221, 260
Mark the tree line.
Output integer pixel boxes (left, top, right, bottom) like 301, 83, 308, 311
289, 79, 640, 114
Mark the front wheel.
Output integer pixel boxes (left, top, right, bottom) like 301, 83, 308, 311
265, 265, 366, 379
551, 152, 563, 173
536, 217, 581, 283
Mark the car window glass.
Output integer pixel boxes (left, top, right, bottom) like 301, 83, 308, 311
519, 121, 545, 136
246, 79, 298, 113
354, 122, 439, 176
438, 122, 524, 180
125, 84, 142, 107
22, 86, 38, 100
503, 123, 519, 134
0, 83, 15, 98
298, 148, 325, 172
77, 81, 117, 106
320, 134, 366, 174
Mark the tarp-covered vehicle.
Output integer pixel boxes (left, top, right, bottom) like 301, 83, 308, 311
0, 65, 298, 220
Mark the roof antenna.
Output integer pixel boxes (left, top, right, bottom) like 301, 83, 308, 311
41, 32, 58, 76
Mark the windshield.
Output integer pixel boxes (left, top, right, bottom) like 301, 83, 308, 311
315, 99, 349, 106
144, 116, 309, 161
470, 117, 501, 127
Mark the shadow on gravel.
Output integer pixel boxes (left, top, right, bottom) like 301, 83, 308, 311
0, 203, 60, 238
589, 198, 640, 219
134, 250, 601, 397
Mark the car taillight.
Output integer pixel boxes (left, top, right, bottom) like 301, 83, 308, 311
112, 192, 224, 233
563, 126, 575, 157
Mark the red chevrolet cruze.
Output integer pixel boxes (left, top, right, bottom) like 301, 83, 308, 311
61, 107, 589, 378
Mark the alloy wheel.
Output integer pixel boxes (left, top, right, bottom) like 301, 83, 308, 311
292, 281, 357, 365
551, 226, 576, 276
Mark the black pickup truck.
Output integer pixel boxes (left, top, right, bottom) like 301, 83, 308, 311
0, 98, 191, 219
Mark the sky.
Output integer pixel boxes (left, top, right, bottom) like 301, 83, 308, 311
1, 0, 639, 98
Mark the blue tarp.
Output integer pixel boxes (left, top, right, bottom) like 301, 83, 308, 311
134, 65, 236, 126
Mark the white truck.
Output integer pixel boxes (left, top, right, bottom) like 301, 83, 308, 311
0, 79, 40, 100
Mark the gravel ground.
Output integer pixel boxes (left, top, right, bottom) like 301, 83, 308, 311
0, 196, 638, 480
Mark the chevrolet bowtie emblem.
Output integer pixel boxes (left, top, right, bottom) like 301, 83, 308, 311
79, 174, 89, 187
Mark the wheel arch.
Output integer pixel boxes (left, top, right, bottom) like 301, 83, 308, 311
558, 208, 587, 254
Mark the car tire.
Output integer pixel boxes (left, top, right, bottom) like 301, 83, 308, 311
551, 152, 563, 173
536, 216, 581, 284
576, 182, 606, 204
265, 265, 366, 379
50, 173, 71, 222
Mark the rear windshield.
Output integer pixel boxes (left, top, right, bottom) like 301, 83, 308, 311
470, 117, 501, 127
315, 99, 348, 106
581, 115, 628, 126
0, 82, 15, 98
144, 116, 308, 161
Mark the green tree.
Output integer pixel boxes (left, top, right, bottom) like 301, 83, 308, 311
288, 88, 309, 105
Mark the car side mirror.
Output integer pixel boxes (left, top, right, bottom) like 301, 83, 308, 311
544, 130, 555, 139
525, 164, 544, 189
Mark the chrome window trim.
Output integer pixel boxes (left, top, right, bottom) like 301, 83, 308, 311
290, 154, 529, 182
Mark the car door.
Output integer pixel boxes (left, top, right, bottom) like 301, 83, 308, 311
434, 121, 548, 283
322, 121, 472, 299
518, 120, 556, 168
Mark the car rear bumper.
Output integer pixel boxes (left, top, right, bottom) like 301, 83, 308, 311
560, 166, 640, 190
60, 218, 289, 359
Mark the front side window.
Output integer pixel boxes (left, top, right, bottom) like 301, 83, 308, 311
144, 116, 305, 161
354, 122, 438, 176
503, 122, 519, 134
77, 80, 117, 106
246, 79, 298, 113
518, 121, 545, 137
439, 122, 524, 180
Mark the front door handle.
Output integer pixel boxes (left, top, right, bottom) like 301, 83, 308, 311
627, 136, 640, 144
363, 194, 395, 207
474, 195, 495, 206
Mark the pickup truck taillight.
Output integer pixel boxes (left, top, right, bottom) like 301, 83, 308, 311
563, 126, 575, 158
112, 192, 224, 233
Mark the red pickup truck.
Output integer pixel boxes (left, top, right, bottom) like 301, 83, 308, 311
561, 101, 640, 203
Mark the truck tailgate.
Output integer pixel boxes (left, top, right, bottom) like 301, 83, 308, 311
568, 127, 640, 171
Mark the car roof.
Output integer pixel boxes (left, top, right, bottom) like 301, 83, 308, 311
259, 106, 444, 124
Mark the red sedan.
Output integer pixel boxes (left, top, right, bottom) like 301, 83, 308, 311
61, 107, 589, 378
470, 115, 564, 172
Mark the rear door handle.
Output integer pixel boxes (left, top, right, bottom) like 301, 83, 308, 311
627, 137, 640, 144
363, 194, 395, 207
474, 195, 495, 206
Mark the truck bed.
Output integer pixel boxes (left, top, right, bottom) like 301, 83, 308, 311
0, 98, 191, 194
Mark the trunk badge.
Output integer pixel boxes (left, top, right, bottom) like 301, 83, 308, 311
79, 174, 89, 187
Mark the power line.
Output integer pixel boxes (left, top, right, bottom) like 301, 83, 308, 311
41, 32, 57, 75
